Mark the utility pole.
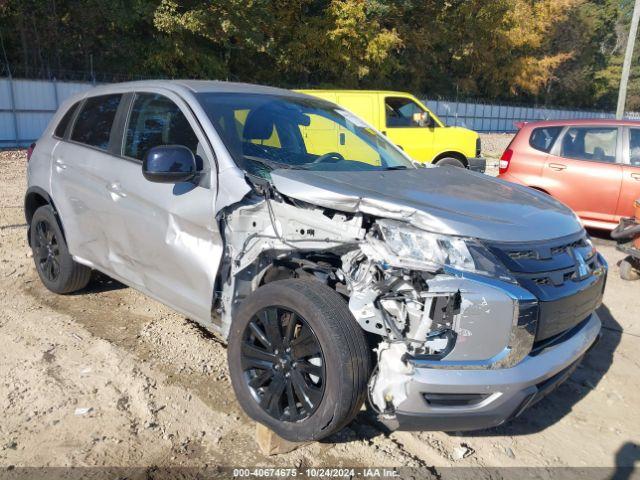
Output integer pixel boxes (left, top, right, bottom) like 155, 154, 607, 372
617, 0, 640, 119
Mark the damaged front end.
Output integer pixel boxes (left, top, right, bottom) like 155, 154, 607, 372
214, 174, 555, 428
340, 219, 541, 417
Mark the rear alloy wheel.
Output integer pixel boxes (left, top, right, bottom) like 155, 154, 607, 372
30, 205, 91, 293
228, 279, 371, 442
33, 218, 61, 283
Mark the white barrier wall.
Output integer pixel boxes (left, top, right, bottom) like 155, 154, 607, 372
0, 78, 95, 146
424, 98, 640, 132
1, 77, 639, 146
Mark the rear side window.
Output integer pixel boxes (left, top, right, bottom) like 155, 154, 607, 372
560, 127, 618, 163
71, 94, 122, 150
53, 102, 80, 138
124, 93, 199, 161
529, 126, 562, 153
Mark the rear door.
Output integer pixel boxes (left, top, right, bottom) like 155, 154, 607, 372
383, 95, 434, 162
106, 90, 220, 325
50, 93, 125, 269
619, 127, 640, 219
543, 125, 623, 225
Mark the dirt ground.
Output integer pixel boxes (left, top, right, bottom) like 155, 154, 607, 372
1, 144, 639, 475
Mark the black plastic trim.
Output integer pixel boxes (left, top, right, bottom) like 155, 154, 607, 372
467, 157, 486, 172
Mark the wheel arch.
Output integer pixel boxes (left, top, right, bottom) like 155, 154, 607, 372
528, 186, 551, 195
24, 187, 67, 245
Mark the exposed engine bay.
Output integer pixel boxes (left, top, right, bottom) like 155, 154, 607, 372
214, 183, 498, 414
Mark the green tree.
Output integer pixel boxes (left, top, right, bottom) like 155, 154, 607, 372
0, 0, 637, 110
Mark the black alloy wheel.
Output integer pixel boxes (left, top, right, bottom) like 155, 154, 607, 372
33, 219, 61, 282
228, 279, 370, 441
241, 306, 326, 422
29, 205, 91, 294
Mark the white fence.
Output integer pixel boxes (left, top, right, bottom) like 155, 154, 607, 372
2, 77, 640, 147
0, 78, 95, 147
424, 98, 640, 133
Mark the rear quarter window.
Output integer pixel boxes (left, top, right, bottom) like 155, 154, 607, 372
529, 126, 562, 153
53, 102, 80, 139
71, 94, 123, 150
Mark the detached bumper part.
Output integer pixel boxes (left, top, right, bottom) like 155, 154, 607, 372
467, 157, 486, 173
380, 312, 601, 432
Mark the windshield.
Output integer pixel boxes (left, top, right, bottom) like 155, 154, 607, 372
196, 92, 415, 177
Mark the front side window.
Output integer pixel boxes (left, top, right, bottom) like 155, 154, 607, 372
530, 126, 562, 153
54, 102, 80, 138
70, 94, 122, 150
197, 92, 413, 178
385, 97, 432, 128
560, 127, 618, 163
629, 129, 640, 166
124, 93, 199, 161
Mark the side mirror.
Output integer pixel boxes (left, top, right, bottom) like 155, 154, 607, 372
142, 145, 197, 183
412, 112, 435, 128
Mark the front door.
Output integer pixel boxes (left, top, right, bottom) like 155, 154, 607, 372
543, 126, 623, 226
383, 96, 435, 162
107, 91, 221, 325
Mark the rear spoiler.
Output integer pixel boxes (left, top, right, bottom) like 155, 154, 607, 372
514, 121, 527, 130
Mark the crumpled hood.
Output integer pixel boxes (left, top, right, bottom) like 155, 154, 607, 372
270, 166, 583, 242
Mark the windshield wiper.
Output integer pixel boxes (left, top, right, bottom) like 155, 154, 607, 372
243, 155, 295, 170
385, 165, 410, 170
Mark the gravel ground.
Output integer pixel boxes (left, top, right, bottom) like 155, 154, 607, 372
480, 133, 513, 160
480, 133, 514, 176
1, 149, 639, 474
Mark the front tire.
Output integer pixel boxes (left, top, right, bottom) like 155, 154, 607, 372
30, 205, 91, 293
228, 279, 371, 442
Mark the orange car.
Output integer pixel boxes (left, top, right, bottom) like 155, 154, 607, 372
498, 119, 640, 230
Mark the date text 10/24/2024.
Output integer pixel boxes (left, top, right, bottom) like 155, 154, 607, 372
233, 468, 400, 478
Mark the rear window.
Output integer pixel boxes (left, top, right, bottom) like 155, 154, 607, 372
53, 102, 80, 138
71, 94, 122, 150
529, 126, 562, 153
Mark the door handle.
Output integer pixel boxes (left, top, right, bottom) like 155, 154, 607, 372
631, 173, 640, 181
54, 158, 67, 170
106, 182, 127, 198
549, 163, 567, 171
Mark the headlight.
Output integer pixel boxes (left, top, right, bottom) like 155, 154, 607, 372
376, 220, 515, 282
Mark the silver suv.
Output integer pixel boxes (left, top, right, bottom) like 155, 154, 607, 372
25, 80, 606, 441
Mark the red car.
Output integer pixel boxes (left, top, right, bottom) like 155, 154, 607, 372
498, 119, 640, 230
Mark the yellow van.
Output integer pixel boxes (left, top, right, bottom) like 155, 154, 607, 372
297, 90, 485, 172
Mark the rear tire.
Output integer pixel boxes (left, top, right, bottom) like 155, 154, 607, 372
619, 256, 640, 281
30, 205, 91, 294
435, 157, 465, 168
227, 279, 371, 442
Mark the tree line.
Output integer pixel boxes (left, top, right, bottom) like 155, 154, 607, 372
0, 0, 638, 111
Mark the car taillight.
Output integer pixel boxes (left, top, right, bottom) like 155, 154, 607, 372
499, 148, 513, 174
26, 142, 36, 162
